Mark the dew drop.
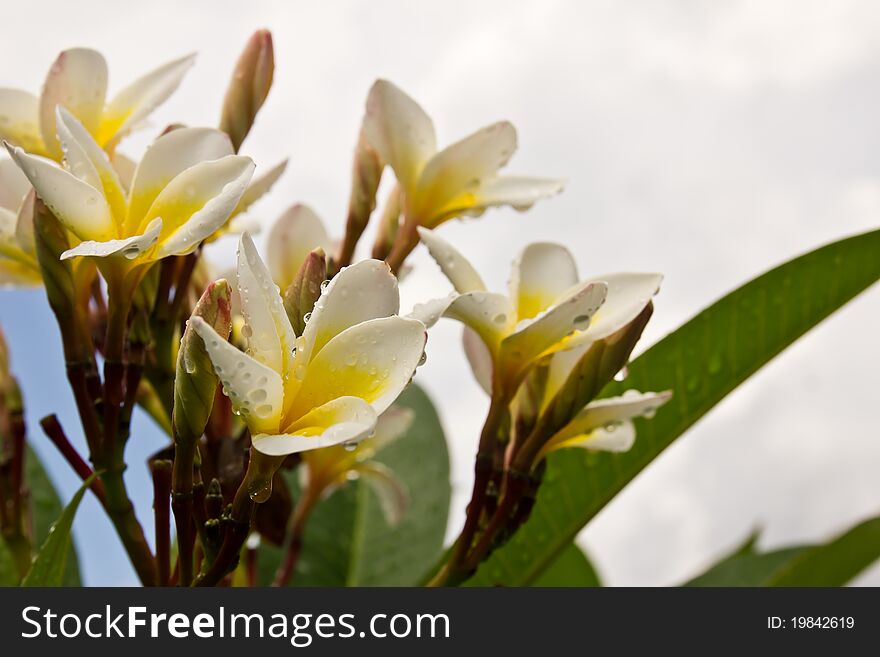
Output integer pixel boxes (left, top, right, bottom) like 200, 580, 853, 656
613, 365, 628, 382
247, 478, 273, 502
493, 313, 507, 324
573, 314, 591, 330
303, 311, 312, 324
343, 440, 358, 452
320, 279, 331, 292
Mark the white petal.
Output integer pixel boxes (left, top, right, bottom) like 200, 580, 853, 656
289, 316, 426, 419
407, 293, 456, 328
475, 176, 565, 211
55, 106, 126, 218
237, 232, 297, 378
0, 157, 31, 211
0, 89, 44, 154
416, 226, 485, 293
569, 420, 636, 453
509, 242, 579, 321
547, 390, 672, 449
4, 142, 114, 241
232, 158, 287, 218
499, 281, 607, 378
61, 217, 161, 261
190, 316, 284, 434
542, 273, 662, 403
463, 326, 493, 395
265, 203, 331, 290
413, 121, 516, 221
567, 272, 663, 346
127, 127, 234, 232
254, 396, 377, 457
363, 79, 436, 192
39, 48, 108, 157
102, 53, 196, 146
444, 291, 516, 353
151, 155, 255, 258
301, 258, 400, 363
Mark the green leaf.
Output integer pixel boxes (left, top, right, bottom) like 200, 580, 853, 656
468, 228, 880, 586
21, 472, 96, 587
684, 547, 809, 586
0, 537, 18, 586
685, 515, 880, 586
25, 446, 81, 586
259, 384, 451, 586
769, 515, 880, 586
529, 543, 601, 587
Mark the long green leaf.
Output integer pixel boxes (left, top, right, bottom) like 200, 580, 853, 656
684, 547, 809, 586
26, 446, 81, 585
468, 228, 880, 586
259, 384, 451, 586
21, 472, 96, 587
529, 543, 601, 587
685, 515, 880, 586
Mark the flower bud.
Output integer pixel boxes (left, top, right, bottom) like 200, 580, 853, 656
283, 248, 326, 336
173, 279, 233, 446
338, 129, 383, 265
219, 29, 274, 152
371, 184, 402, 260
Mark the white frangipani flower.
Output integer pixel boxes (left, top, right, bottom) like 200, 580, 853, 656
414, 228, 665, 398
192, 233, 427, 457
0, 48, 195, 158
5, 109, 254, 271
363, 80, 564, 229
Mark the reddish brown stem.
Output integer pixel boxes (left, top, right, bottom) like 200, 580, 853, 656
40, 415, 106, 506
150, 460, 173, 586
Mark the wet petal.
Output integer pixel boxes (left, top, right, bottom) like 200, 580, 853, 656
39, 48, 108, 157
127, 127, 234, 232
236, 232, 297, 379
0, 89, 45, 154
417, 226, 485, 293
255, 396, 377, 456
509, 242, 579, 321
61, 217, 161, 261
0, 157, 31, 211
444, 291, 515, 354
363, 79, 436, 192
289, 316, 426, 420
190, 315, 284, 434
149, 155, 255, 258
429, 176, 565, 227
549, 420, 637, 454
231, 158, 287, 218
413, 121, 515, 221
301, 258, 400, 363
407, 293, 456, 328
55, 107, 126, 219
566, 273, 663, 346
100, 53, 196, 146
499, 281, 607, 380
5, 142, 114, 241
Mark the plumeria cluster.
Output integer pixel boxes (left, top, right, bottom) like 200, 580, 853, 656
0, 31, 669, 587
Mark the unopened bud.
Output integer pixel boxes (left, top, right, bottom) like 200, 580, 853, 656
173, 279, 233, 447
283, 248, 327, 336
219, 29, 274, 152
338, 129, 383, 266
371, 184, 402, 260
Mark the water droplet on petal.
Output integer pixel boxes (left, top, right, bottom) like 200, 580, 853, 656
248, 478, 273, 502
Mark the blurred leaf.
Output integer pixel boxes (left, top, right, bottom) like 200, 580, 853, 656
685, 515, 880, 586
530, 543, 601, 587
684, 547, 809, 587
0, 538, 17, 586
26, 446, 81, 586
22, 472, 95, 587
468, 228, 880, 586
259, 384, 450, 586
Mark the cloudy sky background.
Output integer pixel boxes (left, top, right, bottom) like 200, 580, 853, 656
1, 0, 878, 585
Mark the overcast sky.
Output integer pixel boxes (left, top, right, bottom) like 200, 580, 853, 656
1, 0, 878, 585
